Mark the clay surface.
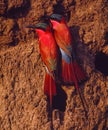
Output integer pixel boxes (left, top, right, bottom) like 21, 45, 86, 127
0, 0, 108, 130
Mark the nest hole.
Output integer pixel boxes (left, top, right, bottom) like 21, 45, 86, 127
95, 52, 108, 76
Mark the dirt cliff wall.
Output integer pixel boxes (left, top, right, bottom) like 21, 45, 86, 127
0, 0, 108, 130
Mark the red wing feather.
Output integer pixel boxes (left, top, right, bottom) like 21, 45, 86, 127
62, 60, 86, 85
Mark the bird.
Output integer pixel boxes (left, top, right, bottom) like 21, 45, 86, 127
49, 14, 88, 114
50, 14, 86, 85
26, 23, 60, 111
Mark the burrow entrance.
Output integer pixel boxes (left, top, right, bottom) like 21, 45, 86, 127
95, 52, 108, 76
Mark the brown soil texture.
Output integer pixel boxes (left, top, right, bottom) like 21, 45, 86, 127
0, 0, 108, 130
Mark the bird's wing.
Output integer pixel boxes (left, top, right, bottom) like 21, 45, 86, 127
54, 31, 72, 58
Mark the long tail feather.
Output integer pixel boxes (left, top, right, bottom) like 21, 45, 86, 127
44, 73, 57, 129
62, 59, 88, 118
44, 73, 56, 106
74, 80, 88, 118
71, 61, 88, 118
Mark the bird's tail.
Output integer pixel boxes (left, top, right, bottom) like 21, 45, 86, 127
62, 60, 86, 85
62, 60, 74, 84
62, 59, 88, 118
44, 73, 56, 107
73, 60, 86, 82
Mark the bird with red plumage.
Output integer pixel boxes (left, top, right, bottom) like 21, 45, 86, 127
26, 23, 60, 110
50, 14, 88, 114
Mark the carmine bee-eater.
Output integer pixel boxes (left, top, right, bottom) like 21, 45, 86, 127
50, 14, 86, 84
26, 23, 59, 112
50, 14, 88, 113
